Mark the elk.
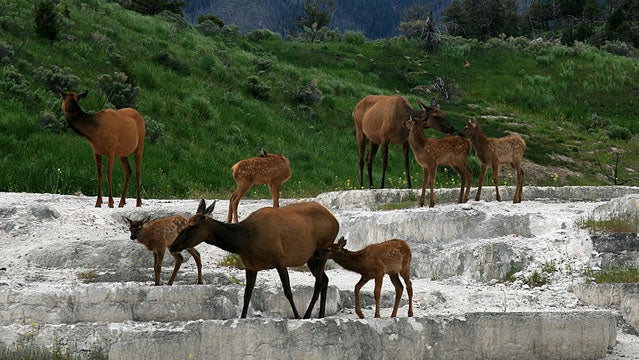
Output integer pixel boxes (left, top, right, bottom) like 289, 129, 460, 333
124, 215, 203, 286
321, 237, 413, 319
460, 118, 526, 203
405, 115, 472, 208
227, 152, 291, 223
52, 87, 145, 208
169, 199, 339, 319
353, 95, 455, 189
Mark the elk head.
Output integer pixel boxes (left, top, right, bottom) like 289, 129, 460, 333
169, 200, 216, 252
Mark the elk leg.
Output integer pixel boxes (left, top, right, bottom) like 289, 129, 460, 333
461, 165, 472, 203
452, 166, 465, 203
118, 156, 132, 208
491, 163, 501, 202
419, 167, 428, 207
357, 135, 367, 188
303, 255, 328, 319
388, 274, 404, 318
134, 150, 143, 207
400, 267, 413, 317
276, 266, 300, 319
94, 154, 103, 207
168, 252, 183, 286
402, 142, 412, 189
153, 249, 164, 286
373, 275, 384, 318
514, 166, 524, 203
366, 143, 379, 189
428, 165, 437, 208
354, 277, 369, 319
241, 269, 258, 318
268, 183, 281, 208
475, 163, 488, 201
227, 182, 252, 223
106, 154, 115, 208
187, 248, 203, 284
380, 141, 389, 189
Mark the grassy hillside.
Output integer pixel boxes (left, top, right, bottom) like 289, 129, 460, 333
1, 0, 638, 203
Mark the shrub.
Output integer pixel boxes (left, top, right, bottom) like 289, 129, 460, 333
0, 41, 14, 63
2, 65, 40, 104
97, 72, 139, 109
33, 0, 59, 41
293, 26, 342, 43
399, 20, 440, 50
253, 55, 274, 72
195, 21, 221, 36
144, 116, 165, 143
609, 125, 632, 141
39, 111, 67, 133
246, 29, 281, 42
198, 14, 224, 27
152, 53, 190, 75
247, 75, 271, 100
343, 30, 367, 45
294, 79, 322, 106
33, 65, 81, 91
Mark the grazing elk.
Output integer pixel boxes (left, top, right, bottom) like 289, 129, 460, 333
53, 87, 145, 208
321, 237, 413, 319
405, 115, 472, 208
227, 152, 291, 223
460, 118, 526, 203
353, 95, 455, 189
124, 215, 203, 286
169, 199, 339, 319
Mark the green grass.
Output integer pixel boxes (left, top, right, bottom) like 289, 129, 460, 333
1, 0, 638, 202
586, 268, 639, 284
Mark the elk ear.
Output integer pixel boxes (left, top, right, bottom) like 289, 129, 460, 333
204, 200, 216, 215
78, 90, 89, 99
196, 199, 207, 214
337, 236, 347, 248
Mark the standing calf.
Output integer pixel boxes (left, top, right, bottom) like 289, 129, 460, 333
460, 118, 526, 203
227, 152, 291, 223
124, 215, 203, 286
322, 237, 413, 319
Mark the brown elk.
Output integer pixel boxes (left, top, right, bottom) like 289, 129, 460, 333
460, 118, 526, 203
405, 115, 472, 208
124, 215, 203, 286
227, 152, 291, 223
353, 95, 455, 189
321, 237, 413, 319
169, 199, 339, 319
53, 87, 145, 208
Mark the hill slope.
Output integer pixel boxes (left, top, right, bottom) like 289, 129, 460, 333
0, 0, 638, 202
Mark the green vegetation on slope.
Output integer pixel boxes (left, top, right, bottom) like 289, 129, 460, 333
1, 0, 638, 202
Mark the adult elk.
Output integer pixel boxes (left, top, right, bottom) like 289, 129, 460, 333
353, 95, 455, 189
169, 199, 339, 319
405, 115, 472, 207
53, 87, 145, 207
227, 151, 291, 223
460, 118, 526, 203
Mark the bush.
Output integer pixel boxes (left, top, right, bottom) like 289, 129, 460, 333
343, 30, 367, 45
247, 75, 271, 100
1, 65, 40, 104
97, 72, 139, 109
39, 111, 67, 133
609, 125, 632, 141
294, 79, 322, 106
152, 53, 190, 75
33, 65, 81, 91
33, 0, 59, 41
246, 29, 281, 42
0, 41, 14, 63
144, 116, 165, 143
197, 14, 224, 27
293, 26, 342, 43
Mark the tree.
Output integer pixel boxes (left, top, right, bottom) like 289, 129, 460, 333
400, 5, 440, 50
126, 0, 186, 17
443, 0, 519, 40
292, 0, 337, 31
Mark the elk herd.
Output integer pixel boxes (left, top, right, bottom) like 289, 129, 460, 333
53, 88, 525, 320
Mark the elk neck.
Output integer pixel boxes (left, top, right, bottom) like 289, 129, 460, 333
61, 99, 97, 137
203, 217, 254, 254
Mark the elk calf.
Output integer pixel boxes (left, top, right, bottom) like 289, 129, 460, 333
227, 152, 291, 223
460, 118, 526, 203
124, 215, 203, 286
322, 237, 413, 319
405, 116, 472, 207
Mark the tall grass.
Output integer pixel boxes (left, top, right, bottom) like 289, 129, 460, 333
0, 0, 638, 201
